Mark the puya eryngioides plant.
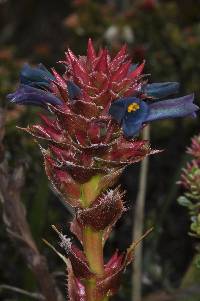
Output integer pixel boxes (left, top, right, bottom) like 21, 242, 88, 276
178, 134, 200, 239
8, 40, 199, 301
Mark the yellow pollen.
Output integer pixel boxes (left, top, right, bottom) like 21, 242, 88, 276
127, 102, 140, 113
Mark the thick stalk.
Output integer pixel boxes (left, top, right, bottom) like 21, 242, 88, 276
81, 176, 105, 301
83, 227, 104, 301
83, 227, 104, 275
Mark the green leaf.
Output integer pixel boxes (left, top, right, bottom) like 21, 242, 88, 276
177, 196, 192, 207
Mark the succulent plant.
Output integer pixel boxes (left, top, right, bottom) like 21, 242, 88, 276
178, 134, 200, 238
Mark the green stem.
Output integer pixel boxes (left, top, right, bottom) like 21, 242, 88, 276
101, 296, 109, 301
83, 226, 104, 275
83, 226, 105, 301
80, 176, 106, 301
84, 278, 96, 301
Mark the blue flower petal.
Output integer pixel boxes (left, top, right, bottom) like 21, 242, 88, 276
109, 97, 150, 137
20, 63, 54, 88
122, 118, 144, 138
146, 94, 199, 122
37, 63, 53, 77
128, 63, 138, 73
109, 97, 128, 123
145, 82, 180, 98
122, 99, 149, 137
67, 81, 82, 99
7, 84, 63, 107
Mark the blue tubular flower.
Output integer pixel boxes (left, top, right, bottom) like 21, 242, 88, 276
20, 63, 54, 88
7, 84, 63, 107
67, 81, 82, 99
109, 95, 199, 138
144, 82, 180, 98
146, 94, 198, 121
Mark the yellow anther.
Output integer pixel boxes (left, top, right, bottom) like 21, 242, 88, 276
127, 102, 140, 113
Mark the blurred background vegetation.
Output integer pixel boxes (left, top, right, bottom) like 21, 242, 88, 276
0, 0, 200, 300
